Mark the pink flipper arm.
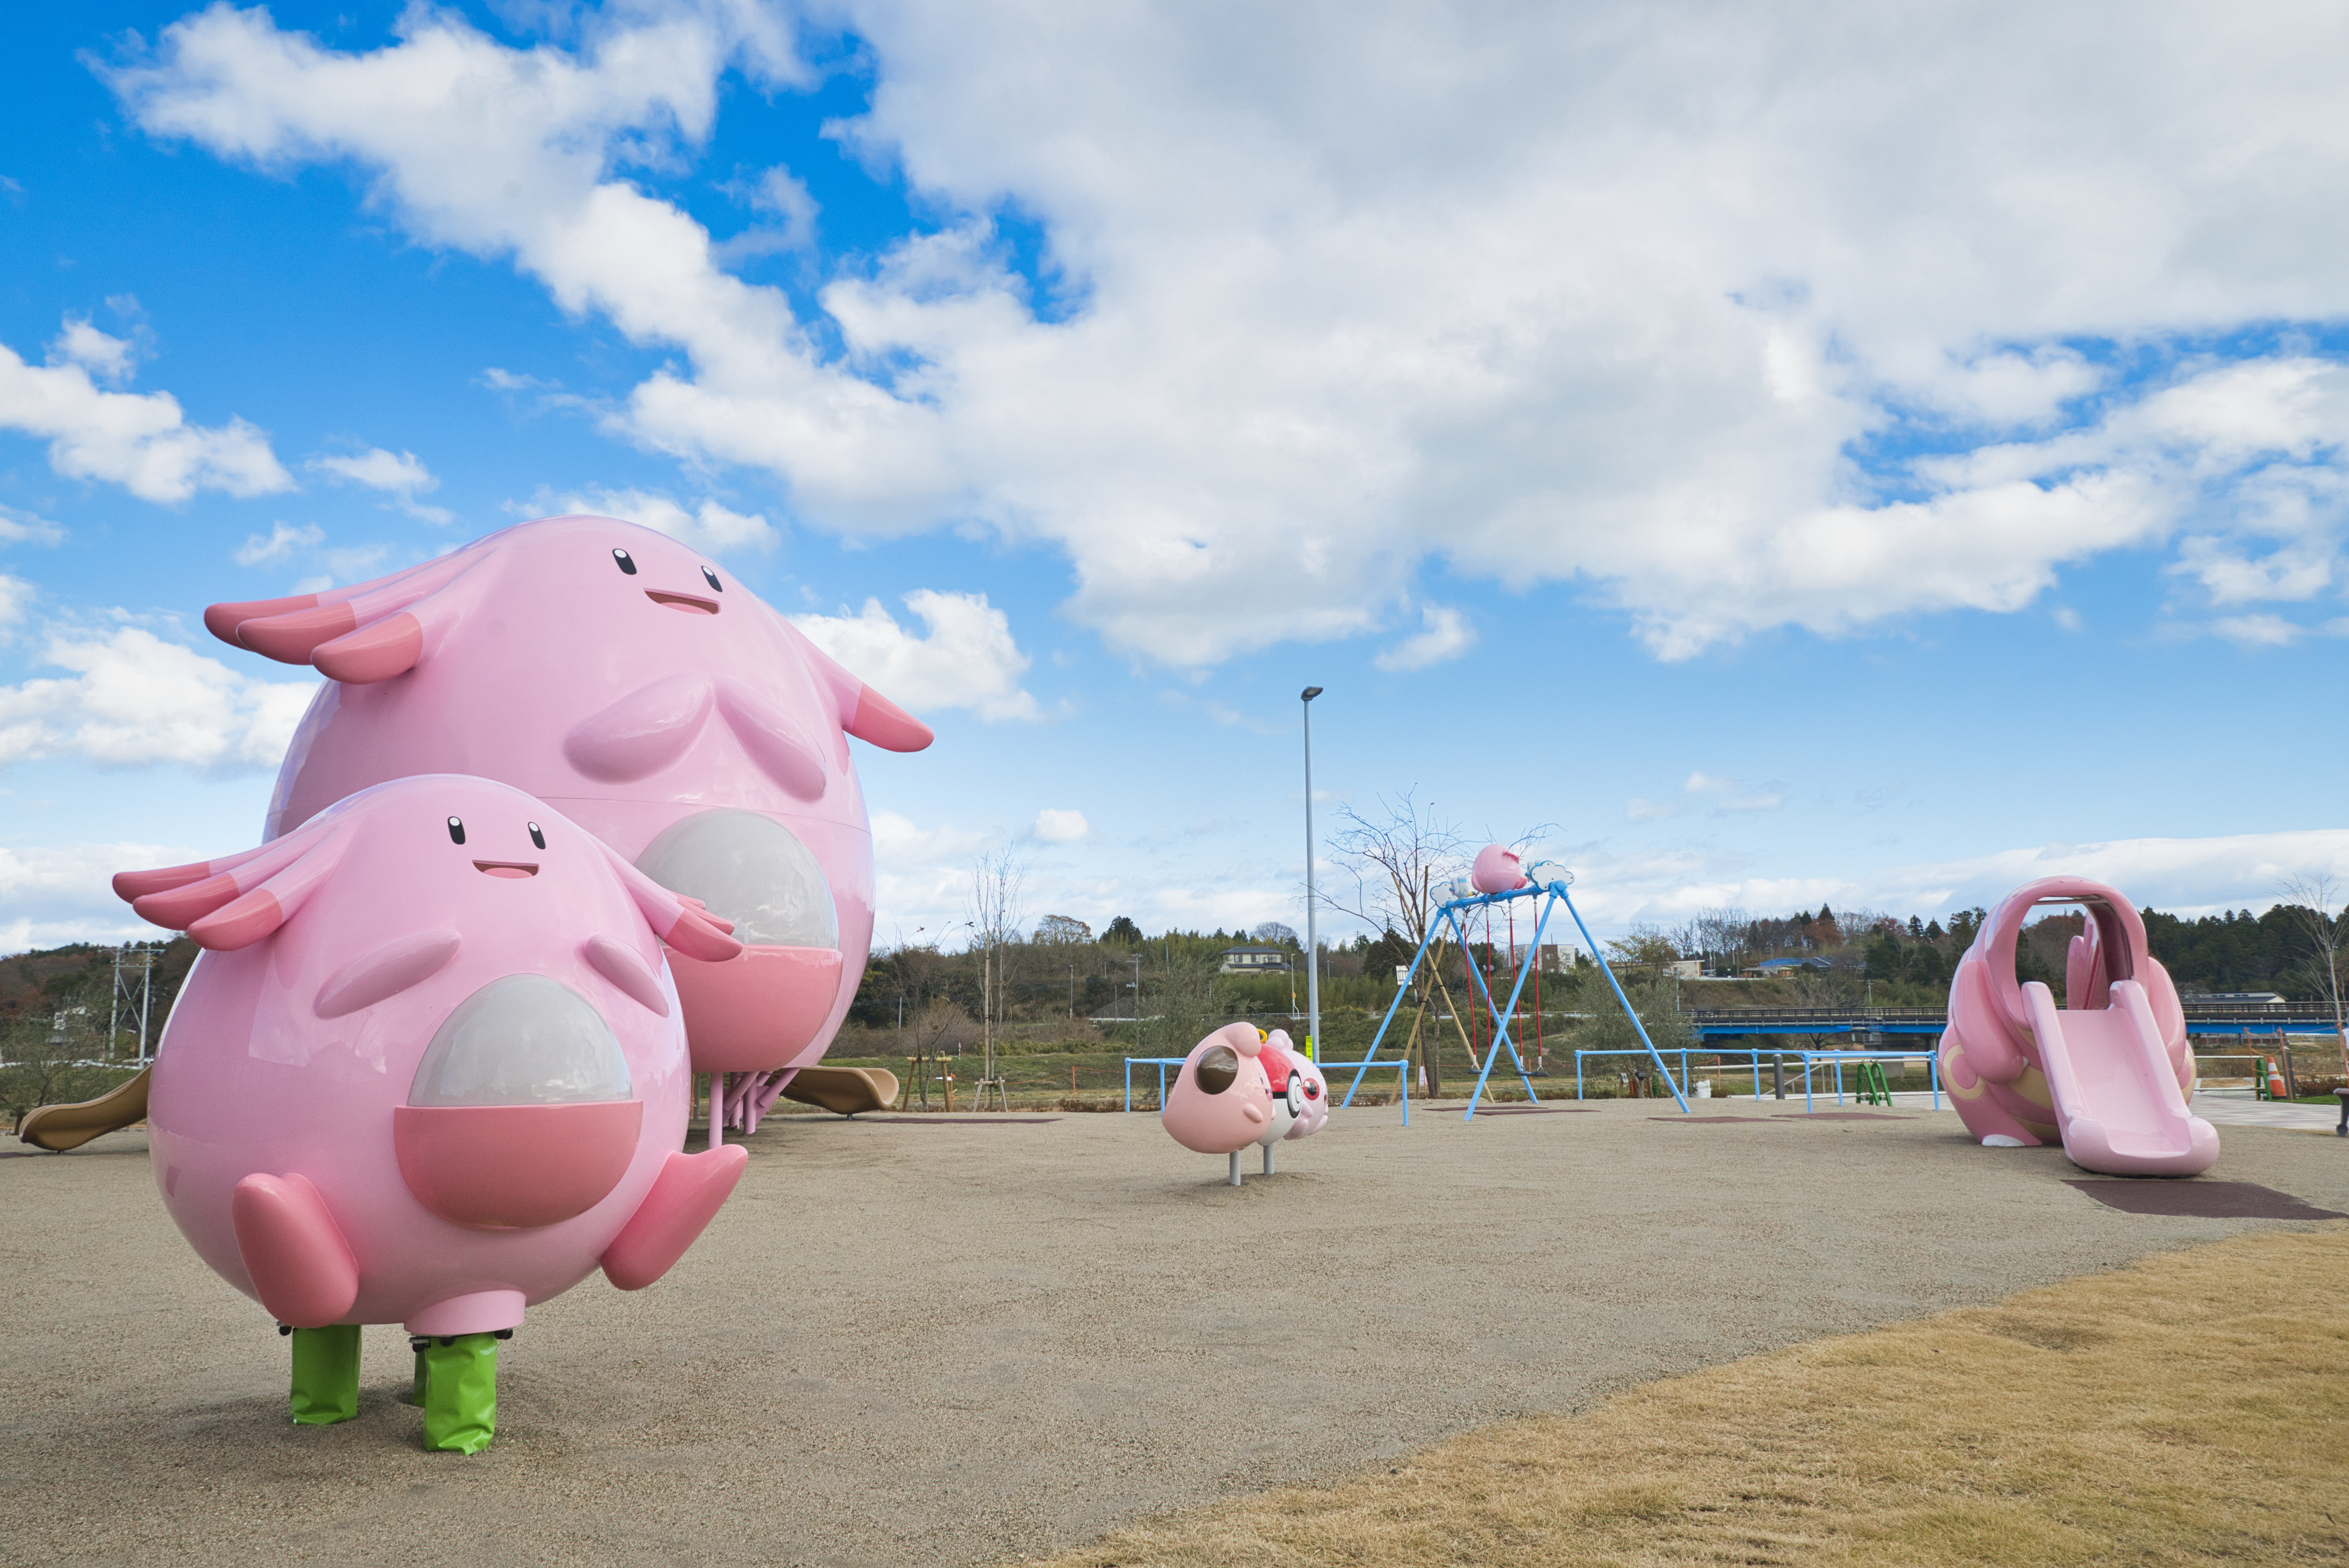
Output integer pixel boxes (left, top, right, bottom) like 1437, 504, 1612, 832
601, 1146, 749, 1290
126, 826, 349, 951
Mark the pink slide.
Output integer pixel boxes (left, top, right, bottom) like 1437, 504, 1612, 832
1940, 876, 2218, 1177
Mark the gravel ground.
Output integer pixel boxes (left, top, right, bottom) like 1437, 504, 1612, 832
5, 1099, 2345, 1568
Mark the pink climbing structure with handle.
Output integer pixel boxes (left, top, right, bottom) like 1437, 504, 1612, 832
1939, 876, 2218, 1176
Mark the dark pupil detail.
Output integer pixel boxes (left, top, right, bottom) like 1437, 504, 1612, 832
1194, 1045, 1239, 1096
527, 822, 546, 850
446, 817, 466, 845
701, 566, 722, 592
612, 548, 637, 576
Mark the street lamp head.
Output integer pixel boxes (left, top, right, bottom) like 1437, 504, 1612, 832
1300, 686, 1323, 702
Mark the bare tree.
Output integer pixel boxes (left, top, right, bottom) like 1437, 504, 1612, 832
1677, 907, 1757, 972
966, 849, 1028, 1107
2278, 874, 2349, 1076
1325, 791, 1469, 1096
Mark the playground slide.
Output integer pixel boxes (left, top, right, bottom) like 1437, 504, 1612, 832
778, 1065, 899, 1117
18, 1066, 151, 1152
2021, 981, 2218, 1177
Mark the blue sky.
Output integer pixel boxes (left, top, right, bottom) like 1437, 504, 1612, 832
6, 0, 2349, 954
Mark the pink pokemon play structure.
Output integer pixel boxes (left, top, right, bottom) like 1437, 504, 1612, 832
1470, 843, 1529, 894
1161, 1023, 1327, 1184
1939, 876, 2218, 1177
115, 776, 750, 1450
203, 517, 933, 1132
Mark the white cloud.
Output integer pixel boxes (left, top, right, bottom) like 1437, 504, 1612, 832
791, 590, 1040, 720
1372, 604, 1474, 672
225, 522, 389, 588
107, 4, 2349, 660
1682, 770, 1785, 815
0, 840, 201, 954
1561, 829, 2349, 931
0, 505, 64, 546
1033, 808, 1088, 843
51, 318, 139, 383
0, 322, 291, 503
312, 445, 453, 523
0, 628, 319, 772
235, 521, 324, 566
0, 575, 31, 635
714, 166, 819, 261
527, 485, 776, 553
2208, 613, 2305, 647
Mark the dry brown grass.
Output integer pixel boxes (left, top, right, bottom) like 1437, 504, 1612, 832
1020, 1227, 2349, 1567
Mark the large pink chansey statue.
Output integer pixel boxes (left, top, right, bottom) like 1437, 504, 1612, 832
114, 775, 748, 1452
1161, 1023, 1326, 1185
202, 517, 933, 1132
1939, 876, 2218, 1176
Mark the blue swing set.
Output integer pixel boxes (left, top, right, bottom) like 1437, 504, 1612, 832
1340, 867, 1692, 1119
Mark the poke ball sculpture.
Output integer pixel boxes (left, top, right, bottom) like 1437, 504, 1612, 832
201, 516, 934, 1131
1161, 1023, 1324, 1185
113, 776, 747, 1453
1263, 1029, 1329, 1142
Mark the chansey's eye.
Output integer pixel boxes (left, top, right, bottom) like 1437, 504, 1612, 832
612, 548, 637, 576
527, 822, 546, 850
447, 817, 466, 845
701, 566, 722, 592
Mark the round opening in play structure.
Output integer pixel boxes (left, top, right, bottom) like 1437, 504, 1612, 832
1194, 1045, 1239, 1095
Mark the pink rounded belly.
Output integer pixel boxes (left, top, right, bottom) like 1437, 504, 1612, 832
392, 1101, 644, 1229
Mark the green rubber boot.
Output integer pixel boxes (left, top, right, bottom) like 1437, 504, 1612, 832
419, 1333, 499, 1455
288, 1323, 360, 1425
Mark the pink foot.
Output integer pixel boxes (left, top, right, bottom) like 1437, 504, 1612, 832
232, 1173, 359, 1327
600, 1147, 748, 1290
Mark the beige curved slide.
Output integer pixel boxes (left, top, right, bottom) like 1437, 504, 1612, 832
18, 1067, 151, 1152
778, 1065, 899, 1117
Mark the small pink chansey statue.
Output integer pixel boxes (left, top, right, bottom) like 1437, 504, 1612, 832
114, 775, 747, 1453
202, 516, 933, 1133
1940, 876, 2217, 1176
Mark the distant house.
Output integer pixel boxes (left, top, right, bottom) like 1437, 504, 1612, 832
1220, 945, 1292, 974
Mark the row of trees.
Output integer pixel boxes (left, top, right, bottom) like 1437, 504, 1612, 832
0, 939, 192, 1127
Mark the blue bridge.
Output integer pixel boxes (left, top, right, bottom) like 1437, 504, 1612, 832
1689, 1004, 2339, 1043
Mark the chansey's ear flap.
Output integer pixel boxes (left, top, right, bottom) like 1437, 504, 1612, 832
205, 550, 487, 684
783, 622, 935, 753
119, 818, 349, 951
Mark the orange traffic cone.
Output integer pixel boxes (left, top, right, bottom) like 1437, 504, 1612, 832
2265, 1057, 2288, 1100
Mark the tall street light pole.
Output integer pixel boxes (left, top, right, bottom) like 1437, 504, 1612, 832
1301, 685, 1324, 1060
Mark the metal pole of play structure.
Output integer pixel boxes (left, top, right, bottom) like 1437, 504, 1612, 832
1350, 876, 1690, 1116
1553, 883, 1691, 1113
1455, 896, 1550, 1119
1342, 917, 1447, 1107
1300, 686, 1323, 1061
